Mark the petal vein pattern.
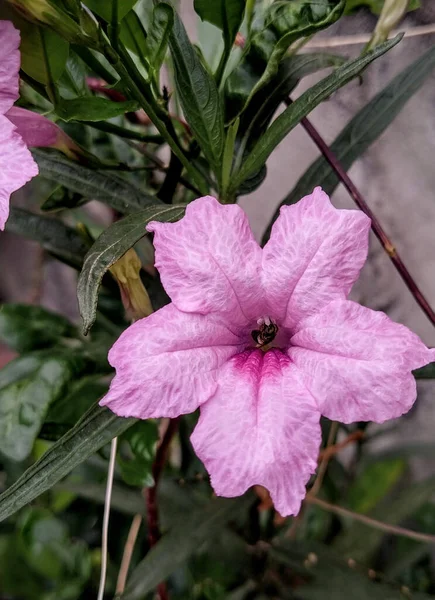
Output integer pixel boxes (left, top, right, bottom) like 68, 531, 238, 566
191, 349, 321, 516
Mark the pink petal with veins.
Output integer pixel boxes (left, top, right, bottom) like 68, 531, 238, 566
191, 349, 321, 516
290, 299, 435, 423
146, 196, 263, 325
0, 21, 20, 114
0, 116, 38, 230
100, 303, 244, 418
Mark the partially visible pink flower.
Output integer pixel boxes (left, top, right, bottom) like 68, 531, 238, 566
100, 189, 435, 517
0, 20, 38, 230
0, 20, 80, 230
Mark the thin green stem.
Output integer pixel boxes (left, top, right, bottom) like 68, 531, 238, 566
111, 0, 119, 52
84, 120, 164, 144
103, 40, 207, 194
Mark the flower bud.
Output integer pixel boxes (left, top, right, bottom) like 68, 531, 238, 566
109, 249, 153, 322
6, 0, 100, 48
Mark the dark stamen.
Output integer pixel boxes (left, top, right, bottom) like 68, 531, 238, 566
251, 320, 278, 348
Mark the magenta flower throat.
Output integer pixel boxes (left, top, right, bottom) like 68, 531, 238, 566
101, 189, 435, 516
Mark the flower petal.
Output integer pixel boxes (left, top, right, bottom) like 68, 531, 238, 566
0, 116, 38, 230
6, 106, 59, 147
100, 303, 244, 419
146, 196, 263, 325
262, 187, 371, 329
191, 349, 321, 516
290, 299, 435, 423
0, 21, 20, 114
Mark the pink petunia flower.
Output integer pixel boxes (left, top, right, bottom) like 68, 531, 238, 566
0, 20, 79, 230
100, 190, 435, 516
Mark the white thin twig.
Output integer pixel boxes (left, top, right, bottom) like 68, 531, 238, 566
97, 437, 118, 600
305, 23, 435, 48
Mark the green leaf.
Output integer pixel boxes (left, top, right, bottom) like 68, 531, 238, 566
0, 403, 135, 523
120, 9, 148, 62
145, 4, 174, 74
44, 376, 109, 433
118, 421, 158, 487
121, 495, 253, 600
262, 43, 435, 243
194, 0, 246, 51
13, 15, 69, 84
225, 0, 344, 118
0, 352, 85, 462
84, 0, 137, 21
346, 458, 406, 514
6, 207, 88, 270
235, 52, 346, 166
33, 149, 156, 213
168, 7, 225, 176
414, 362, 435, 379
334, 476, 435, 562
77, 204, 185, 334
0, 304, 76, 353
55, 97, 138, 122
230, 35, 402, 192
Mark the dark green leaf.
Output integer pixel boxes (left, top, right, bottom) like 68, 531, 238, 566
33, 149, 156, 213
145, 4, 174, 74
0, 304, 76, 353
0, 403, 135, 523
56, 97, 138, 122
121, 495, 253, 600
263, 43, 435, 243
414, 362, 435, 379
84, 0, 137, 21
225, 0, 344, 118
194, 0, 245, 50
44, 376, 109, 432
235, 52, 345, 165
6, 207, 88, 270
334, 476, 435, 562
0, 352, 85, 462
120, 9, 148, 61
118, 421, 158, 487
231, 35, 402, 192
168, 7, 225, 175
77, 204, 185, 334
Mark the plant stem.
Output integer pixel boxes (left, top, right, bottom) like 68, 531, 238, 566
286, 98, 435, 327
116, 513, 142, 597
84, 120, 164, 144
102, 40, 207, 195
309, 422, 338, 498
97, 437, 118, 600
145, 418, 179, 600
306, 496, 435, 544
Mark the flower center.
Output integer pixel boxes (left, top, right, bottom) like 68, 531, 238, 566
251, 317, 278, 350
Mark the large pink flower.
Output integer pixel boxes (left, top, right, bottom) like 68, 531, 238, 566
100, 190, 435, 516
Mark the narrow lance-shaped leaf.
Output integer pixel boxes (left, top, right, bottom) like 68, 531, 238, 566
6, 207, 88, 270
55, 97, 138, 122
0, 403, 135, 523
33, 149, 157, 213
121, 495, 254, 600
262, 43, 435, 243
145, 4, 174, 74
230, 34, 402, 193
77, 205, 186, 335
168, 6, 225, 177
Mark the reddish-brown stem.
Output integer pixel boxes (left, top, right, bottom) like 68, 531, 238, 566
145, 418, 179, 600
285, 98, 435, 327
